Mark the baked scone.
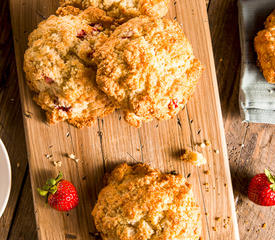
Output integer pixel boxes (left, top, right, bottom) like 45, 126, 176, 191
254, 9, 275, 84
59, 0, 170, 19
92, 163, 202, 240
24, 7, 118, 127
94, 16, 203, 127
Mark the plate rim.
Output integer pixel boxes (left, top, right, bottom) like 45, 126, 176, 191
0, 139, 12, 218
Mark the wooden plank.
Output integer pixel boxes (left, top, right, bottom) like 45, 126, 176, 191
6, 174, 38, 240
208, 0, 275, 239
9, 0, 239, 239
0, 0, 29, 237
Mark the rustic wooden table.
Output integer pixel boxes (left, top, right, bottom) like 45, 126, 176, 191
0, 0, 274, 239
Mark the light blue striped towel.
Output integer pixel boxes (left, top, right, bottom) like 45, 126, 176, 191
238, 0, 275, 124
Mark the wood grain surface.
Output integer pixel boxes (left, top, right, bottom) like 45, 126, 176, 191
7, 0, 239, 239
1, 0, 275, 239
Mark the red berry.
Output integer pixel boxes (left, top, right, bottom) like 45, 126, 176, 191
248, 169, 275, 206
48, 180, 79, 211
43, 75, 54, 84
168, 99, 179, 109
38, 172, 79, 211
77, 29, 87, 40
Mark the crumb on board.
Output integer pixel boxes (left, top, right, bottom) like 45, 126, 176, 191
52, 161, 62, 167
67, 153, 79, 163
198, 142, 206, 148
180, 149, 206, 166
16, 162, 20, 168
203, 170, 210, 175
212, 226, 217, 231
262, 223, 266, 229
45, 154, 52, 159
214, 149, 219, 154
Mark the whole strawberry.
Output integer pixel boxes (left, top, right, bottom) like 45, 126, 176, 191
248, 169, 275, 206
37, 172, 79, 211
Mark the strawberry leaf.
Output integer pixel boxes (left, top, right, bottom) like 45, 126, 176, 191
55, 172, 63, 183
37, 188, 48, 196
270, 183, 275, 191
46, 178, 56, 186
265, 169, 275, 184
49, 185, 57, 194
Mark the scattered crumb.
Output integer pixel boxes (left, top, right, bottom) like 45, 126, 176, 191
67, 153, 79, 163
68, 153, 76, 159
180, 149, 206, 166
197, 129, 201, 134
203, 183, 209, 186
222, 217, 231, 229
212, 226, 217, 231
45, 154, 52, 159
198, 142, 206, 148
16, 162, 20, 168
247, 229, 250, 232
224, 183, 227, 187
66, 132, 70, 137
262, 223, 266, 229
219, 58, 223, 62
52, 161, 62, 167
205, 140, 211, 146
203, 170, 210, 175
215, 217, 221, 221
205, 212, 208, 216
10, 98, 15, 103
214, 149, 219, 154
48, 145, 53, 149
187, 173, 191, 178
190, 119, 193, 123
24, 112, 32, 118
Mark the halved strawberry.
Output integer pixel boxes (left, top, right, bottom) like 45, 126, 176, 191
248, 169, 275, 206
37, 172, 79, 211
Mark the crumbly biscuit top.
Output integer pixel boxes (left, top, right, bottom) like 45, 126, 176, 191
94, 16, 203, 127
23, 7, 117, 127
59, 0, 170, 19
254, 9, 275, 84
92, 163, 202, 240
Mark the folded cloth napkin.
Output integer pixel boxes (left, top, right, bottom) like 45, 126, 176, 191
238, 0, 275, 124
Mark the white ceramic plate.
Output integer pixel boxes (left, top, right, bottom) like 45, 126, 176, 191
0, 139, 11, 218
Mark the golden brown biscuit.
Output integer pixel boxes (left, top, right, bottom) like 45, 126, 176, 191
92, 163, 202, 240
254, 9, 275, 84
24, 7, 118, 127
94, 16, 203, 127
59, 0, 170, 19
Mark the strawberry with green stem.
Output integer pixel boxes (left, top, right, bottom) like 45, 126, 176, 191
37, 172, 79, 211
248, 169, 275, 206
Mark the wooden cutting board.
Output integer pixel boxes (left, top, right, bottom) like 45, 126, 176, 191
9, 0, 240, 239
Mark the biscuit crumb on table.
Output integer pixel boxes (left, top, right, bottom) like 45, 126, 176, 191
180, 149, 207, 166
